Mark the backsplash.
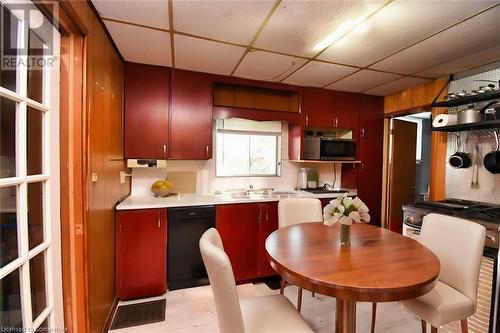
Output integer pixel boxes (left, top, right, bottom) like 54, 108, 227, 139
131, 124, 343, 197
445, 65, 500, 204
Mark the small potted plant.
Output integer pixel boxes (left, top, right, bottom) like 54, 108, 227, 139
323, 194, 370, 246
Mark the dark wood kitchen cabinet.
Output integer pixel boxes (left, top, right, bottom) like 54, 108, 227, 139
302, 88, 334, 127
357, 95, 384, 227
333, 91, 360, 131
216, 202, 279, 281
124, 63, 170, 159
258, 202, 279, 277
216, 203, 260, 281
170, 70, 213, 160
116, 209, 167, 300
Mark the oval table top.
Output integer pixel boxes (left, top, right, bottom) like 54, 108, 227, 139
265, 222, 440, 302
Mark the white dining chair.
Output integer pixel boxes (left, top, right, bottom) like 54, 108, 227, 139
278, 197, 323, 312
400, 213, 485, 333
199, 228, 313, 333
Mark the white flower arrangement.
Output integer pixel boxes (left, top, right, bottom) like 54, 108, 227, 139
323, 194, 370, 226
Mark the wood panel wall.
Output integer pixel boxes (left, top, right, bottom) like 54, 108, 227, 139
383, 78, 449, 202
59, 2, 130, 333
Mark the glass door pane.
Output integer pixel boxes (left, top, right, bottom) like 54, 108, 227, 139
0, 2, 62, 331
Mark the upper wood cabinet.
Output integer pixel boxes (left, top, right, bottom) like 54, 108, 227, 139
124, 63, 170, 159
213, 83, 299, 113
333, 91, 360, 131
170, 70, 213, 160
124, 66, 213, 160
302, 88, 333, 127
384, 78, 448, 115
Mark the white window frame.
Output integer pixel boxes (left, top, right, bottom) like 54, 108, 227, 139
0, 0, 63, 330
215, 124, 282, 178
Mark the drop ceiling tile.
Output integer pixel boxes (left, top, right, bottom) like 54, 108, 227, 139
93, 0, 169, 30
364, 77, 431, 96
173, 0, 275, 45
415, 44, 500, 79
174, 35, 246, 75
318, 1, 497, 67
233, 50, 307, 82
370, 5, 500, 75
105, 21, 171, 66
326, 70, 401, 93
282, 61, 357, 88
254, 0, 384, 58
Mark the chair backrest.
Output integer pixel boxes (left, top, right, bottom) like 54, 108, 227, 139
420, 214, 485, 302
278, 197, 323, 228
199, 228, 245, 333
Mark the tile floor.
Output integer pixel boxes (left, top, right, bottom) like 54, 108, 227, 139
108, 283, 450, 333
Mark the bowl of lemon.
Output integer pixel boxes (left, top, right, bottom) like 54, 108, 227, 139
151, 179, 173, 197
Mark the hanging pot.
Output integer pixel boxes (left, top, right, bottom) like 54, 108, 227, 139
484, 130, 500, 174
449, 135, 471, 169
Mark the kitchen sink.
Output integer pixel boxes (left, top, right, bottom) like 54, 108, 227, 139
228, 190, 300, 200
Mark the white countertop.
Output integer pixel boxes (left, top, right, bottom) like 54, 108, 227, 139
116, 189, 357, 210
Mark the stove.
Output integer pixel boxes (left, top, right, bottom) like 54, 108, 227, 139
402, 199, 500, 333
303, 188, 349, 195
403, 199, 500, 248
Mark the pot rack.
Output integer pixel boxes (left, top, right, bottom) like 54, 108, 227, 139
431, 75, 500, 132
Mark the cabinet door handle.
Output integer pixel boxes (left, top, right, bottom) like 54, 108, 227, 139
206, 145, 209, 157
157, 212, 161, 228
305, 115, 309, 126
265, 206, 269, 222
163, 144, 167, 158
360, 128, 365, 138
334, 117, 339, 128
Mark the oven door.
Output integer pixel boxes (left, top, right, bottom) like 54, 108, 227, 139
319, 139, 356, 160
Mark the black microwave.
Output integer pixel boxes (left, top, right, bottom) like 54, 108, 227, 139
303, 136, 356, 160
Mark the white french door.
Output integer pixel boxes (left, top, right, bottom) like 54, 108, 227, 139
0, 0, 63, 331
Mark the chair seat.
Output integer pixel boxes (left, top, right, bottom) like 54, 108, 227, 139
401, 280, 475, 328
240, 294, 313, 333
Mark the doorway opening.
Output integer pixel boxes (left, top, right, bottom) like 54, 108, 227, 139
386, 111, 432, 233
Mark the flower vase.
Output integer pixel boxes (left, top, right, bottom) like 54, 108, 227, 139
340, 224, 351, 246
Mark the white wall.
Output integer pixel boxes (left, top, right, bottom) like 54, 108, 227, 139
445, 66, 500, 204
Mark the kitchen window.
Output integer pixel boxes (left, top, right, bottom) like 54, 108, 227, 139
215, 118, 282, 177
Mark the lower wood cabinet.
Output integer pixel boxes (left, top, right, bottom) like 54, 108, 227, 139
216, 202, 278, 282
116, 209, 167, 300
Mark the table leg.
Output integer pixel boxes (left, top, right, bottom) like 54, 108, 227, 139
335, 299, 356, 333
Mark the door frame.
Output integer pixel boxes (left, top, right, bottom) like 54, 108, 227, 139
36, 1, 90, 333
381, 107, 448, 229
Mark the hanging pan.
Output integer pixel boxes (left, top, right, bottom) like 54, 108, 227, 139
484, 129, 500, 174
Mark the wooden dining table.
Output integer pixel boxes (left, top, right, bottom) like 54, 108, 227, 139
265, 222, 440, 333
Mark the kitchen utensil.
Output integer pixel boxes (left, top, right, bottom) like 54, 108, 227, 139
457, 101, 498, 124
458, 105, 483, 124
484, 130, 500, 174
449, 135, 471, 169
297, 168, 309, 189
444, 92, 458, 100
457, 90, 467, 97
471, 143, 480, 189
478, 84, 496, 92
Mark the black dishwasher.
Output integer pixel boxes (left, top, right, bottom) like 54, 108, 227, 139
167, 205, 215, 290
